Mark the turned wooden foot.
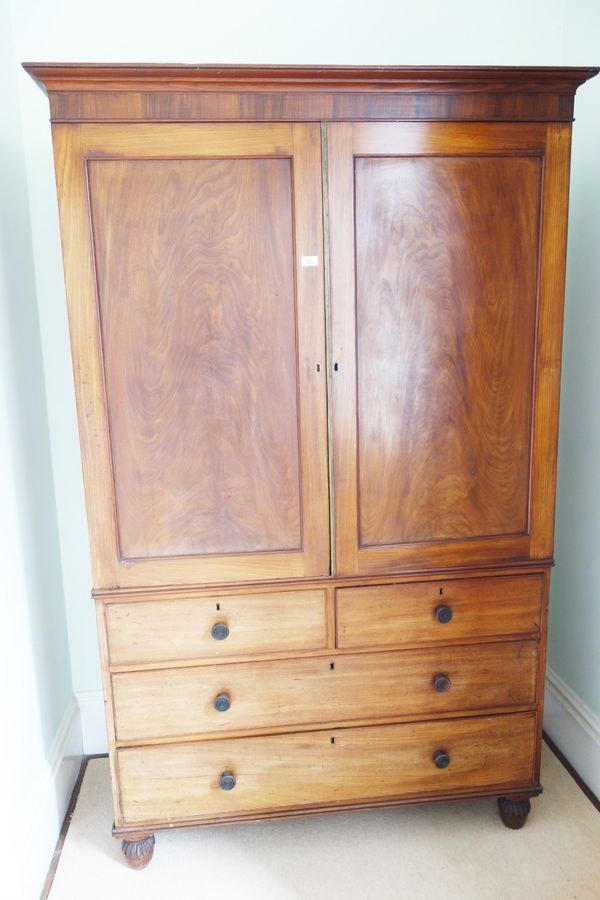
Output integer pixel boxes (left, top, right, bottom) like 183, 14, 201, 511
498, 797, 531, 830
121, 833, 155, 869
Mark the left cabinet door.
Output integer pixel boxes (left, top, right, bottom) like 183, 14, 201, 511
53, 123, 330, 588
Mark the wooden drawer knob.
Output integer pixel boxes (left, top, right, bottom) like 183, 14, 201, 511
435, 605, 453, 624
433, 749, 451, 769
211, 622, 229, 641
433, 673, 452, 693
214, 693, 231, 712
219, 771, 236, 791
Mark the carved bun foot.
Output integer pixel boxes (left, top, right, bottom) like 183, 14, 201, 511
498, 797, 531, 830
121, 833, 155, 869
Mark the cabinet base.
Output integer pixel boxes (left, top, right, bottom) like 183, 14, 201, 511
113, 785, 542, 861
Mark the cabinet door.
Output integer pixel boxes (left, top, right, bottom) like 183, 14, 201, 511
53, 124, 329, 587
328, 123, 571, 576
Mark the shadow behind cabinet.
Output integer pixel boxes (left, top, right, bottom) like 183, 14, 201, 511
25, 64, 598, 868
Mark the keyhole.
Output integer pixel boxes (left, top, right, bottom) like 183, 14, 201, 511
334, 362, 339, 371
316, 363, 321, 372
216, 603, 220, 611
330, 662, 335, 670
331, 737, 336, 744
439, 587, 444, 596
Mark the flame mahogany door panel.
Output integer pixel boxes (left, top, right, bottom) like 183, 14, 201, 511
52, 124, 329, 587
328, 123, 572, 576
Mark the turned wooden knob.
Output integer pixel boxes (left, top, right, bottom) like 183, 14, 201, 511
211, 622, 229, 641
433, 749, 450, 769
435, 605, 453, 624
219, 771, 236, 791
214, 693, 231, 712
433, 673, 452, 692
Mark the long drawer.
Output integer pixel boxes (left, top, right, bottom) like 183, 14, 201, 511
112, 640, 538, 741
104, 588, 327, 665
117, 711, 536, 825
336, 574, 543, 649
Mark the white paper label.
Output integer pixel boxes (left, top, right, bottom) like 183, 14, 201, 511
301, 256, 319, 267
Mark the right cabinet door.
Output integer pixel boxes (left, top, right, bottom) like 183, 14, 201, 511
328, 123, 571, 577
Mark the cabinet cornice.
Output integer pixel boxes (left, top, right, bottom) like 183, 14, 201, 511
23, 63, 599, 123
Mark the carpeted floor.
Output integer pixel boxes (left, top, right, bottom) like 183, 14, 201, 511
47, 744, 600, 899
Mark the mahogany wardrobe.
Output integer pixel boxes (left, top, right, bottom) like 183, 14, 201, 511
25, 64, 598, 868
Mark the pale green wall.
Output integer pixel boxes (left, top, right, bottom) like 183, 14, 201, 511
548, 2, 600, 718
0, 10, 74, 896
0, 3, 72, 769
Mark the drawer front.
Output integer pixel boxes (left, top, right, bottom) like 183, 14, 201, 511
337, 574, 543, 650
105, 589, 327, 665
112, 640, 538, 741
117, 712, 536, 825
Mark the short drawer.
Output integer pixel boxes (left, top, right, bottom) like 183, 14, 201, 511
336, 574, 543, 650
104, 589, 327, 665
112, 640, 538, 741
117, 711, 536, 825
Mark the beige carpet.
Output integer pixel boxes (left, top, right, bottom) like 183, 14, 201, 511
48, 745, 600, 899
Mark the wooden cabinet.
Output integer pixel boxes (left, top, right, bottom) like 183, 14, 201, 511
25, 63, 598, 869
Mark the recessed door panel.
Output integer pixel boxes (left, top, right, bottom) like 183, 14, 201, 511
89, 157, 301, 559
53, 124, 329, 586
355, 155, 539, 547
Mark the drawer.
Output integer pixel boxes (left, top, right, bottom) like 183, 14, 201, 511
336, 574, 543, 650
112, 640, 538, 741
117, 711, 536, 825
105, 589, 327, 665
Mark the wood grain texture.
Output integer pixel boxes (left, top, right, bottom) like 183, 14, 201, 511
111, 641, 538, 742
105, 589, 327, 665
116, 712, 537, 825
355, 155, 540, 547
336, 574, 543, 650
51, 123, 329, 587
24, 63, 599, 91
24, 64, 598, 124
45, 91, 577, 124
89, 156, 301, 558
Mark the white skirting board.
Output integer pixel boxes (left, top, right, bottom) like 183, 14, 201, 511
543, 668, 600, 800
77, 690, 109, 754
17, 696, 83, 900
